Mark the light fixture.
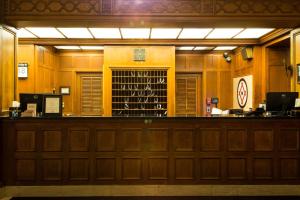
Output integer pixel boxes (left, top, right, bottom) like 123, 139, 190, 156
194, 46, 214, 50
26, 27, 65, 38
120, 28, 150, 39
17, 28, 37, 38
57, 28, 93, 38
89, 28, 121, 39
54, 46, 81, 50
206, 28, 243, 39
223, 52, 232, 62
80, 46, 104, 50
176, 46, 194, 50
151, 28, 182, 39
178, 28, 212, 39
234, 28, 274, 39
214, 46, 237, 51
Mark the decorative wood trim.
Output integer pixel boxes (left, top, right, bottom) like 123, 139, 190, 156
259, 29, 292, 45
4, 0, 300, 27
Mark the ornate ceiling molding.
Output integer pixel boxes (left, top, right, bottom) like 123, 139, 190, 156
3, 0, 300, 27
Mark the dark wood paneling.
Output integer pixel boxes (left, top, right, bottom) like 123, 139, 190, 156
173, 129, 195, 152
253, 158, 273, 180
121, 129, 142, 152
227, 129, 247, 152
227, 158, 247, 180
96, 158, 116, 181
148, 157, 168, 180
147, 129, 168, 152
253, 130, 274, 151
69, 158, 89, 181
96, 129, 116, 152
121, 158, 142, 180
16, 131, 35, 152
42, 131, 62, 152
279, 129, 299, 151
200, 129, 221, 151
42, 159, 63, 181
175, 158, 195, 180
199, 158, 221, 180
2, 118, 300, 185
68, 128, 90, 152
280, 158, 299, 180
16, 159, 36, 181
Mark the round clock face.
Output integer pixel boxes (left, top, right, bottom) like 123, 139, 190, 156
237, 78, 248, 108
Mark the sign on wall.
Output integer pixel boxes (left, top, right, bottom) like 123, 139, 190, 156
233, 75, 253, 110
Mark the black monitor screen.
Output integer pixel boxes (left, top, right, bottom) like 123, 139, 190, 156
19, 93, 44, 113
266, 92, 299, 113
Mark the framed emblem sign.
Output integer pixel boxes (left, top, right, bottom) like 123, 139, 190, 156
233, 75, 253, 110
18, 63, 28, 78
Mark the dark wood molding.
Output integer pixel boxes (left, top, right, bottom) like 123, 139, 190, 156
3, 0, 300, 28
18, 38, 258, 46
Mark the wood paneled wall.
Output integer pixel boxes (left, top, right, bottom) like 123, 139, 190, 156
57, 52, 103, 115
291, 29, 300, 94
0, 26, 16, 113
268, 47, 291, 92
175, 53, 232, 112
103, 46, 175, 116
17, 45, 58, 96
233, 47, 263, 108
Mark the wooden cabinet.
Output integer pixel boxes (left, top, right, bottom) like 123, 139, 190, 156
176, 74, 201, 116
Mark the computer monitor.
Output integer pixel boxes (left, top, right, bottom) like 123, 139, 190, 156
19, 93, 44, 114
266, 92, 299, 114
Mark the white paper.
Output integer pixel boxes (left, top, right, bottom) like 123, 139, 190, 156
45, 98, 60, 113
295, 98, 300, 108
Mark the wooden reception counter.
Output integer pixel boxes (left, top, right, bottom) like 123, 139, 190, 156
0, 116, 300, 186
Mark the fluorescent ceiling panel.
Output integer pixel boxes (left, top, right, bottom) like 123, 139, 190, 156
176, 46, 194, 50
151, 28, 182, 39
89, 28, 121, 39
26, 27, 65, 38
234, 28, 274, 39
178, 28, 212, 39
194, 46, 214, 50
80, 46, 104, 50
206, 28, 243, 39
17, 28, 37, 38
57, 28, 93, 38
120, 28, 150, 39
214, 46, 237, 51
55, 46, 81, 50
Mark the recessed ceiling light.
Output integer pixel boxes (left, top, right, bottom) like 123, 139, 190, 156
194, 46, 214, 50
89, 28, 121, 39
206, 28, 243, 39
234, 28, 274, 39
214, 46, 237, 51
17, 28, 37, 38
26, 27, 65, 38
151, 28, 182, 39
178, 28, 212, 39
57, 28, 93, 38
80, 46, 104, 50
55, 46, 81, 50
176, 46, 195, 50
120, 28, 150, 39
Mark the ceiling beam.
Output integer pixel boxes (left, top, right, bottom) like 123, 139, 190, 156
18, 38, 259, 46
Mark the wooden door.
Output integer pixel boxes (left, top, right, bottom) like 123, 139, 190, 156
78, 73, 103, 116
175, 73, 201, 116
291, 29, 300, 93
268, 47, 291, 92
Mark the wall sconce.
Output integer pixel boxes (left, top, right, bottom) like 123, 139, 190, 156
223, 52, 232, 62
